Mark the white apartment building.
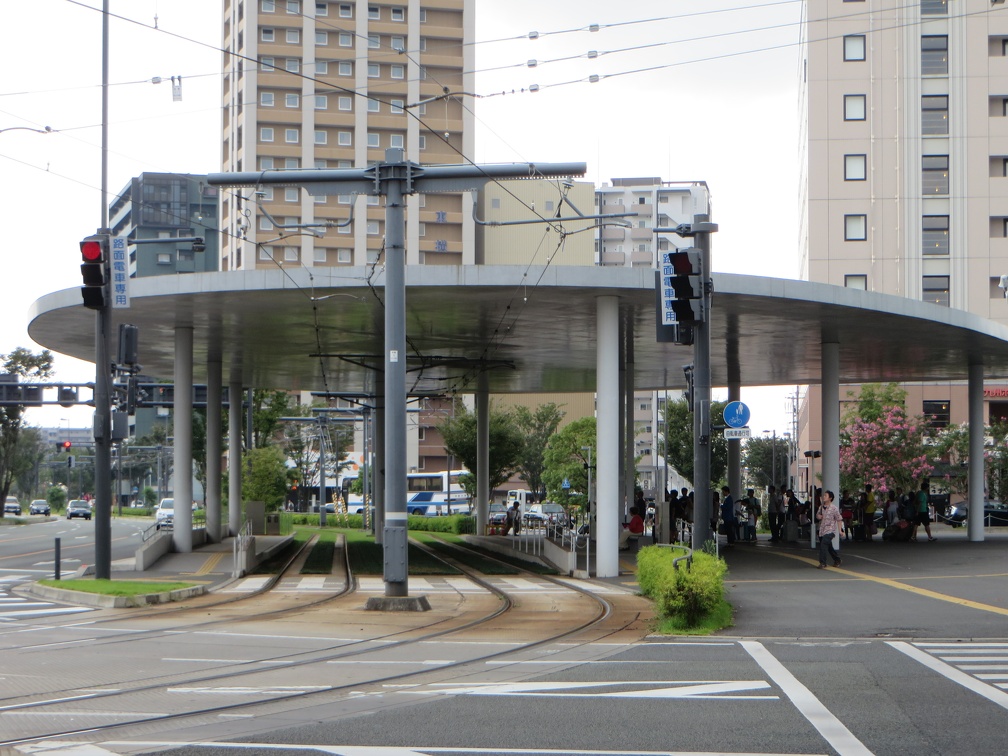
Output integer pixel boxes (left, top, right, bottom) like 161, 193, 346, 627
798, 0, 1008, 489
221, 0, 474, 272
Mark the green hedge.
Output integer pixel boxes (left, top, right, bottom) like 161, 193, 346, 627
280, 512, 474, 535
637, 545, 727, 628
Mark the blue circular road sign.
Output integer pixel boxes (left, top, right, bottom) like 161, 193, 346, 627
723, 401, 751, 429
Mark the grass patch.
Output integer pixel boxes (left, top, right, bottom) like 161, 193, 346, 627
37, 579, 195, 596
301, 540, 335, 574
417, 533, 560, 575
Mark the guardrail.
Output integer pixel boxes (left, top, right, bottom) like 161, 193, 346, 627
232, 520, 251, 578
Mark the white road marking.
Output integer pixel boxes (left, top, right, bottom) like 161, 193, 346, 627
890, 641, 1008, 710
16, 742, 122, 755
167, 685, 328, 696
741, 640, 872, 756
220, 576, 271, 592
401, 679, 776, 700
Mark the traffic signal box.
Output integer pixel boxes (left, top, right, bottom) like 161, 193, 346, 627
662, 248, 704, 324
79, 234, 109, 310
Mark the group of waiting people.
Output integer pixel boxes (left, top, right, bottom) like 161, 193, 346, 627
835, 482, 936, 542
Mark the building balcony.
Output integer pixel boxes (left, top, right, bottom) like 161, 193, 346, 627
629, 226, 653, 241
600, 251, 625, 265
601, 226, 625, 241
629, 250, 653, 265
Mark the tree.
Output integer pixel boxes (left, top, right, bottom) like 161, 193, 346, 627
843, 383, 907, 425
743, 435, 790, 489
438, 402, 524, 499
251, 389, 292, 447
513, 403, 565, 501
935, 421, 1008, 504
839, 404, 934, 493
542, 417, 596, 508
659, 397, 729, 487
243, 445, 288, 510
0, 348, 53, 517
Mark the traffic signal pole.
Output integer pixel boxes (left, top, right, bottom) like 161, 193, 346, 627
691, 214, 716, 551
93, 1, 113, 579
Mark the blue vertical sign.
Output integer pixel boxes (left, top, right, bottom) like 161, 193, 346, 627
659, 257, 677, 325
111, 235, 130, 309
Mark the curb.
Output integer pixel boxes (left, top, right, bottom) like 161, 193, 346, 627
26, 582, 206, 608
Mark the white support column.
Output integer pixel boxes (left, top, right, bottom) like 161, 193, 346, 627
477, 371, 489, 535
228, 377, 242, 537
596, 296, 620, 578
206, 357, 222, 543
173, 326, 194, 552
822, 340, 840, 550
968, 361, 985, 542
624, 323, 635, 522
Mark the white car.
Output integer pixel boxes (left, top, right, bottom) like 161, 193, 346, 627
155, 498, 175, 529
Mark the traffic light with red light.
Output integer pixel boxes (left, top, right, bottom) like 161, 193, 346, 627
661, 247, 705, 324
79, 233, 109, 310
60, 440, 72, 451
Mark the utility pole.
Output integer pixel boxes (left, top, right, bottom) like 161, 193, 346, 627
210, 153, 585, 599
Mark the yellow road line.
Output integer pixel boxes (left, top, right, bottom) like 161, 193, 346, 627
195, 550, 225, 576
768, 550, 1008, 617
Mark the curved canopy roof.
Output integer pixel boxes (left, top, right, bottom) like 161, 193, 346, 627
27, 266, 1008, 395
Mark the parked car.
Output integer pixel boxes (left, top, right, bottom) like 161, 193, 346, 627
4, 497, 21, 515
28, 499, 50, 516
523, 501, 567, 527
155, 498, 175, 529
489, 502, 508, 525
940, 500, 1008, 528
66, 500, 92, 520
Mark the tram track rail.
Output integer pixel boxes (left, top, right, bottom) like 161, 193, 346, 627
0, 533, 642, 749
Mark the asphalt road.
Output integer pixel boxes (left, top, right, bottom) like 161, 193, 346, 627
1, 525, 1005, 755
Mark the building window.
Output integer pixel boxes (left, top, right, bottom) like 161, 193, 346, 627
263, 0, 276, 12
391, 99, 404, 114
844, 154, 866, 181
367, 221, 380, 235
339, 3, 352, 18
391, 7, 404, 21
260, 127, 274, 142
419, 9, 426, 22
286, 29, 300, 44
922, 36, 949, 76
286, 92, 299, 108
259, 248, 273, 261
923, 215, 949, 255
367, 99, 380, 113
368, 5, 380, 20
259, 157, 274, 170
922, 154, 949, 195
313, 248, 327, 263
338, 95, 352, 111
844, 214, 867, 241
339, 32, 352, 47
284, 246, 299, 262
315, 94, 328, 110
418, 222, 425, 237
368, 34, 380, 49
921, 0, 947, 15
339, 60, 352, 76
285, 128, 299, 144
419, 135, 426, 150
338, 131, 351, 145
337, 249, 352, 263
314, 130, 326, 145
285, 188, 299, 202
844, 274, 868, 290
316, 31, 328, 46
368, 63, 380, 78
261, 28, 275, 43
922, 95, 948, 135
260, 56, 275, 71
260, 91, 275, 107
285, 58, 299, 73
316, 2, 328, 16
391, 36, 405, 52
285, 157, 299, 169
259, 217, 273, 231
287, 1, 300, 13
391, 64, 405, 79
315, 61, 328, 75
844, 94, 866, 121
923, 400, 950, 428
367, 132, 380, 148
390, 133, 404, 148
923, 275, 950, 306
843, 35, 866, 62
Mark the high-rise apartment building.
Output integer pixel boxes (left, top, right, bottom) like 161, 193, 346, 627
798, 0, 1008, 486
221, 0, 474, 272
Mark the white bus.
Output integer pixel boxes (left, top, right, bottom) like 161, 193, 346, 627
339, 469, 471, 515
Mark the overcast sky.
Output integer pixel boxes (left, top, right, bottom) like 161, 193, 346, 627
0, 0, 803, 433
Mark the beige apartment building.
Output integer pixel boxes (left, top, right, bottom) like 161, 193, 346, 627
797, 0, 1008, 492
221, 0, 474, 272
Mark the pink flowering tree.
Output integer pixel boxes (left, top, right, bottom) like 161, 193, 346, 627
840, 404, 934, 494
